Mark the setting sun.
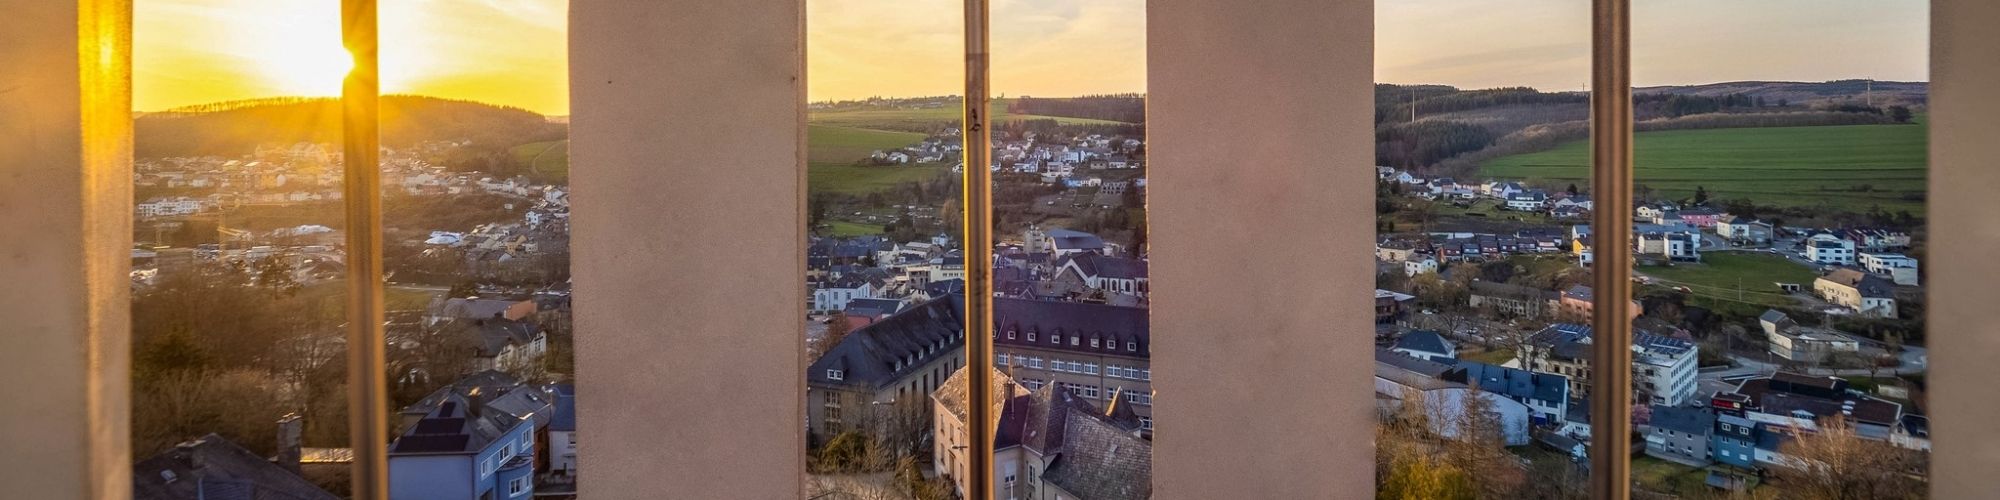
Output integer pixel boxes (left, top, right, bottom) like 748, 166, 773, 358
247, 32, 353, 97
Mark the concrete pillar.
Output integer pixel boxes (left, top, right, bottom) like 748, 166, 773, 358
0, 1, 133, 498
568, 0, 805, 497
1928, 1, 2000, 497
1148, 0, 1376, 497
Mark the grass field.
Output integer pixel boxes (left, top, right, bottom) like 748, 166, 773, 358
809, 99, 1134, 131
1638, 252, 1817, 306
1482, 123, 1928, 212
822, 220, 885, 237
809, 163, 951, 195
511, 140, 570, 180
807, 125, 929, 164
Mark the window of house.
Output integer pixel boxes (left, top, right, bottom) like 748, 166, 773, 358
827, 369, 843, 380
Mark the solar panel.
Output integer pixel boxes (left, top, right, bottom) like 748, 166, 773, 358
411, 418, 465, 435
393, 434, 470, 453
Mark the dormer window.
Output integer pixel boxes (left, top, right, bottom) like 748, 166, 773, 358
1090, 338, 1100, 348
1127, 342, 1137, 352
1070, 336, 1079, 346
1051, 333, 1061, 344
826, 369, 844, 380
1027, 332, 1037, 342
1007, 330, 1017, 340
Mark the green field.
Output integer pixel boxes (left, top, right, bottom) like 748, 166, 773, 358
1638, 252, 1818, 307
1483, 123, 1928, 212
809, 164, 951, 195
511, 140, 570, 180
822, 220, 885, 237
809, 99, 1133, 131
807, 125, 929, 164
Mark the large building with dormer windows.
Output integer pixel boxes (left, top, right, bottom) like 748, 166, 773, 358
805, 295, 1155, 442
992, 299, 1154, 431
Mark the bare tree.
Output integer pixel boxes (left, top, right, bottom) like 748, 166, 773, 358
1771, 416, 1927, 500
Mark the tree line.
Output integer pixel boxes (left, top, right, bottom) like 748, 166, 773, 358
1007, 94, 1146, 124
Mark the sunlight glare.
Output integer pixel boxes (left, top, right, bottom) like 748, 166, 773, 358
237, 2, 352, 97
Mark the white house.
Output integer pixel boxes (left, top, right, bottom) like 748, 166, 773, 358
1858, 252, 1921, 286
813, 277, 876, 313
1806, 233, 1857, 265
1505, 191, 1549, 211
1404, 257, 1439, 277
1390, 331, 1456, 363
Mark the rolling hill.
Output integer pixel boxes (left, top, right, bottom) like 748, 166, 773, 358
136, 96, 566, 158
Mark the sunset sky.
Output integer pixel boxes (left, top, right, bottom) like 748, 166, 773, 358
135, 0, 1927, 116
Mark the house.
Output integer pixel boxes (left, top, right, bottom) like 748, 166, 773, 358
1805, 233, 1857, 265
1055, 253, 1149, 297
1646, 405, 1717, 466
1374, 350, 1532, 446
1557, 285, 1642, 322
812, 274, 877, 313
133, 434, 339, 500
807, 295, 968, 440
1676, 207, 1724, 228
389, 373, 552, 500
1716, 216, 1773, 245
1814, 268, 1898, 318
1444, 361, 1570, 424
440, 318, 548, 373
1467, 281, 1556, 318
546, 384, 578, 475
933, 368, 1151, 500
1043, 228, 1111, 257
1728, 372, 1905, 441
1376, 240, 1418, 262
1403, 257, 1439, 277
1636, 230, 1701, 262
1375, 289, 1416, 324
1522, 324, 1699, 406
1391, 330, 1456, 363
429, 297, 537, 326
1711, 413, 1760, 468
1551, 194, 1593, 211
1505, 190, 1549, 211
1758, 309, 1861, 362
1858, 252, 1921, 285
1843, 228, 1913, 251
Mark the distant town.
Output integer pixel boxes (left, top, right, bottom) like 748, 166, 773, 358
121, 79, 1932, 500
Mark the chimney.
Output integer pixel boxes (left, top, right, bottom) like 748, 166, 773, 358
276, 413, 303, 474
467, 388, 487, 419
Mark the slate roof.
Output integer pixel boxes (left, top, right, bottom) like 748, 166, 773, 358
1759, 309, 1793, 326
1651, 405, 1717, 435
436, 298, 526, 320
1375, 348, 1460, 393
1734, 376, 1901, 427
549, 384, 577, 433
1529, 323, 1691, 362
1046, 229, 1108, 252
935, 368, 1035, 449
442, 318, 542, 358
995, 298, 1150, 359
1393, 330, 1453, 357
133, 434, 339, 500
1820, 268, 1896, 298
1451, 361, 1568, 404
808, 295, 967, 390
1041, 413, 1153, 500
395, 371, 553, 454
1065, 253, 1148, 280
